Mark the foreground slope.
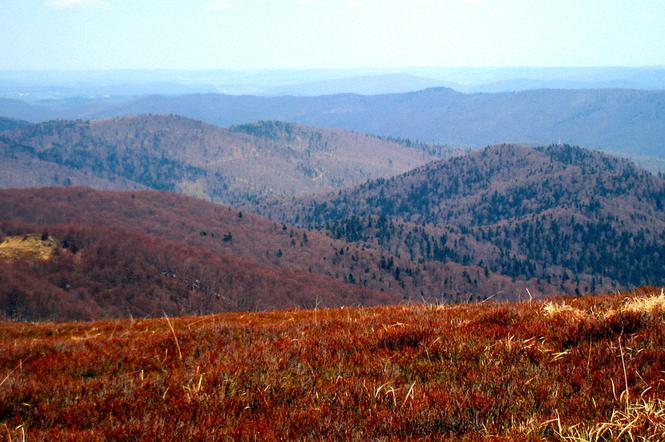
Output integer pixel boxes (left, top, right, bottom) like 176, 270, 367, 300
1, 289, 663, 440
0, 115, 458, 204
266, 144, 665, 293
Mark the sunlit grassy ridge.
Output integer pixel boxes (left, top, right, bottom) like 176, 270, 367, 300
0, 234, 55, 262
0, 288, 664, 440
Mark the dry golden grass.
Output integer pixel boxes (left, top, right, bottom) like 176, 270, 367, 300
543, 301, 589, 321
550, 398, 665, 441
0, 234, 55, 261
611, 291, 665, 316
538, 289, 665, 441
543, 290, 665, 322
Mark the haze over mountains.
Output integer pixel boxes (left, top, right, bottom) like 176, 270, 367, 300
2, 87, 665, 165
0, 116, 28, 131
2, 67, 664, 99
0, 115, 459, 204
4, 0, 665, 436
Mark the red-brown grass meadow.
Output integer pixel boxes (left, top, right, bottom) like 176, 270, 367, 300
1, 287, 664, 440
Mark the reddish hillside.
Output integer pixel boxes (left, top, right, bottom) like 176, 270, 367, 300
0, 187, 568, 314
0, 222, 394, 321
0, 288, 663, 439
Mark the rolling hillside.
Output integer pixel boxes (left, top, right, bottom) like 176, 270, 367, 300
0, 188, 402, 320
0, 187, 588, 321
0, 115, 458, 204
2, 87, 665, 158
263, 144, 665, 293
2, 143, 662, 320
0, 223, 391, 321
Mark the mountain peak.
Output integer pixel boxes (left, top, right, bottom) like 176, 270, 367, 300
265, 143, 665, 294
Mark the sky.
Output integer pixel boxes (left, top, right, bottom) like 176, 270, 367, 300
1, 0, 664, 70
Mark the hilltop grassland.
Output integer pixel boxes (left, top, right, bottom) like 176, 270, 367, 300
0, 234, 55, 262
1, 288, 664, 440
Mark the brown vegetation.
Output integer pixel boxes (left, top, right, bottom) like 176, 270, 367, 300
0, 288, 663, 440
0, 222, 393, 321
0, 187, 560, 320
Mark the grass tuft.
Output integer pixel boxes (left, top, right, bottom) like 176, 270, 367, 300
551, 398, 665, 441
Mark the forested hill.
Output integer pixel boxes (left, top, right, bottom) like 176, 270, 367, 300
0, 188, 403, 321
0, 187, 556, 320
0, 224, 393, 321
263, 144, 665, 292
0, 115, 459, 204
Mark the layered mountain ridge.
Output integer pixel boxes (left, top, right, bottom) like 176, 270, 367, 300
1, 120, 663, 321
0, 115, 460, 204
2, 87, 665, 160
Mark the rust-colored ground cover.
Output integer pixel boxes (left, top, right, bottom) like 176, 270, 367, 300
1, 288, 664, 440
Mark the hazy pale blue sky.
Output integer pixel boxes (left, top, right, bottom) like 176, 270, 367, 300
2, 0, 664, 70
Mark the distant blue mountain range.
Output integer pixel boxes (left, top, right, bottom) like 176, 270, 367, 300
2, 86, 664, 163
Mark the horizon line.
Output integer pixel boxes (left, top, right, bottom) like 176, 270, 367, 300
1, 65, 665, 73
